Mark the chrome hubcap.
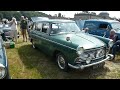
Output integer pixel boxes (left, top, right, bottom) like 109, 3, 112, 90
57, 55, 65, 69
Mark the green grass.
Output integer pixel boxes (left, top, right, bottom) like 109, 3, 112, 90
6, 36, 120, 79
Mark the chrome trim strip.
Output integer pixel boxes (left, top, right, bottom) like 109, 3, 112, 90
68, 54, 113, 70
31, 33, 76, 50
84, 46, 105, 52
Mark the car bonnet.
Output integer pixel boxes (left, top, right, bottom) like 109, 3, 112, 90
52, 33, 105, 50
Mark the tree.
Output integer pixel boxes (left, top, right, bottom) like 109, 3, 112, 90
58, 13, 61, 17
2, 11, 13, 20
12, 12, 22, 21
0, 13, 3, 20
0, 11, 51, 21
82, 11, 89, 13
91, 12, 96, 15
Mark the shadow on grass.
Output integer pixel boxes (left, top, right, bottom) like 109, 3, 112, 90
18, 45, 110, 79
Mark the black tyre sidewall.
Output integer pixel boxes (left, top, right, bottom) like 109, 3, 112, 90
56, 53, 69, 72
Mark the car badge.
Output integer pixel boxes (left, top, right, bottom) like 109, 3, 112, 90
66, 37, 70, 41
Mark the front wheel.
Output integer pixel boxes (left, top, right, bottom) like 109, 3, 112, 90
56, 53, 69, 72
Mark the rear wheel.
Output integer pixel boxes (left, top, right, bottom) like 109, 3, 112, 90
56, 53, 69, 72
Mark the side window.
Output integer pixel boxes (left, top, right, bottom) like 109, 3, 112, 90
51, 23, 59, 34
42, 23, 49, 33
35, 23, 42, 31
99, 24, 108, 30
84, 22, 97, 30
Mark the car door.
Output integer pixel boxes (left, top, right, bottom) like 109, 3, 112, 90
30, 22, 40, 47
96, 23, 110, 38
35, 22, 52, 54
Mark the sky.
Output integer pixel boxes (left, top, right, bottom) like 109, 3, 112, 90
40, 11, 120, 19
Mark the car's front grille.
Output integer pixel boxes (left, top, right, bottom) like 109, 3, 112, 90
83, 47, 105, 60
75, 47, 106, 64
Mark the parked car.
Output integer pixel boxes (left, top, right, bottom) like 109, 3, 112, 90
0, 24, 20, 41
82, 19, 120, 39
29, 18, 113, 71
0, 32, 10, 79
75, 20, 85, 30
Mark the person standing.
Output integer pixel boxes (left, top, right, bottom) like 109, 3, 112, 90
10, 17, 18, 43
20, 16, 28, 42
25, 17, 30, 38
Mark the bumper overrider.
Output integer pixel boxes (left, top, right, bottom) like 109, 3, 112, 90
68, 54, 113, 70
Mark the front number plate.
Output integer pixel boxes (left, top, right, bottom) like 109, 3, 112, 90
92, 63, 104, 69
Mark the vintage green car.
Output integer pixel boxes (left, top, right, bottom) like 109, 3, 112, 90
29, 17, 113, 71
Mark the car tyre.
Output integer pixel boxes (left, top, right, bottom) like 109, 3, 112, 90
56, 53, 69, 72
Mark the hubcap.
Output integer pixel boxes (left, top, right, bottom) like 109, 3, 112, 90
57, 55, 66, 69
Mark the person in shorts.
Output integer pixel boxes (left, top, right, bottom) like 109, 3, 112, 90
20, 16, 28, 42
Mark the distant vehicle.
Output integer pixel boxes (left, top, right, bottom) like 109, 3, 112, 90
29, 18, 113, 71
82, 19, 120, 39
0, 24, 19, 41
0, 33, 10, 79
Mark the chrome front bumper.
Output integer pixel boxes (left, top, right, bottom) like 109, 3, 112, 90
68, 54, 113, 70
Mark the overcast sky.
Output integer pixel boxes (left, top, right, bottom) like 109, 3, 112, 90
40, 11, 120, 18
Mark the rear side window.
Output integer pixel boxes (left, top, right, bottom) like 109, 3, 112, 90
99, 23, 108, 30
35, 23, 42, 31
84, 22, 97, 30
42, 23, 49, 33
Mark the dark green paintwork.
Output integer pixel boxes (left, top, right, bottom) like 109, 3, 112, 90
30, 19, 110, 65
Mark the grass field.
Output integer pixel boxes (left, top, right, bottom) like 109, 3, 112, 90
5, 35, 120, 79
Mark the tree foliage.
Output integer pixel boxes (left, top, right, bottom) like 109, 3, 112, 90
0, 11, 51, 21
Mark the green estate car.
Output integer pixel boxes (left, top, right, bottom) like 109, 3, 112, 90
29, 17, 113, 71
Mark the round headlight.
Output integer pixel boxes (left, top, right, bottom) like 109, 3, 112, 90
108, 39, 113, 48
76, 46, 84, 55
96, 49, 105, 58
0, 64, 6, 79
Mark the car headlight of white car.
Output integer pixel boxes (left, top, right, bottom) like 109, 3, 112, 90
0, 63, 6, 79
76, 46, 84, 55
108, 39, 113, 48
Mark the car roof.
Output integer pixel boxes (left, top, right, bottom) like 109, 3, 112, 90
31, 17, 49, 22
45, 19, 75, 23
36, 19, 75, 23
31, 17, 75, 23
85, 19, 119, 23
